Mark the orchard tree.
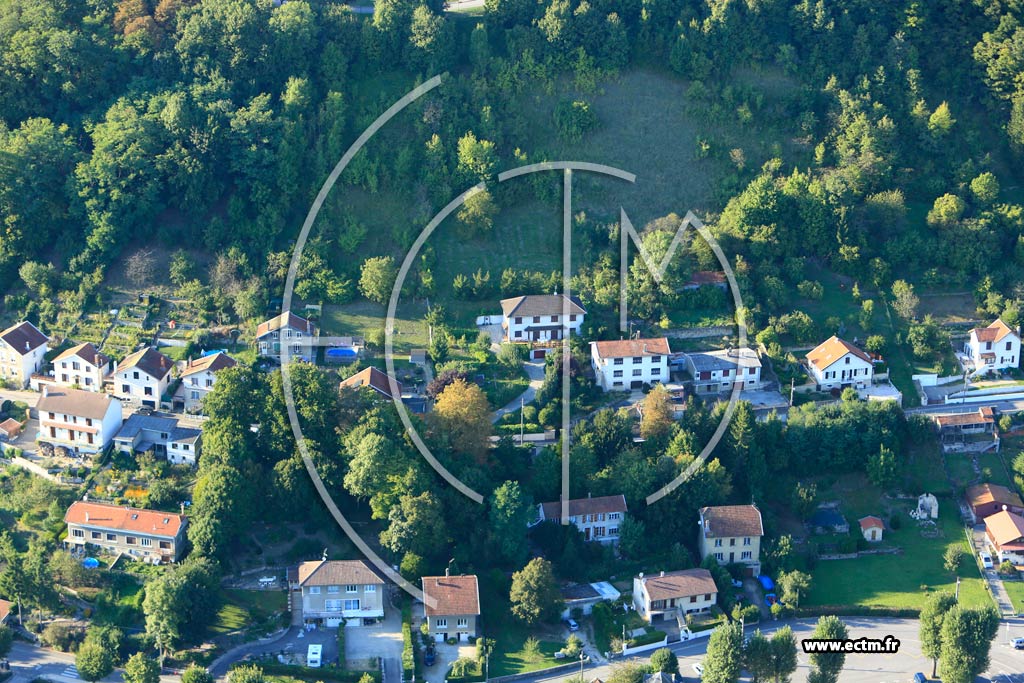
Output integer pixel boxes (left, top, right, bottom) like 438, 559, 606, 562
510, 558, 563, 625
943, 545, 963, 575
890, 280, 919, 320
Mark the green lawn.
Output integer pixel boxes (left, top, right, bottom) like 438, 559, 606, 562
1002, 579, 1024, 614
479, 575, 564, 677
805, 503, 991, 611
208, 589, 288, 636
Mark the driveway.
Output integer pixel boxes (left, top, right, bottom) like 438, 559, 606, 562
492, 360, 545, 424
345, 608, 403, 683
420, 640, 475, 683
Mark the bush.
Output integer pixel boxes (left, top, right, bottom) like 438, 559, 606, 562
627, 630, 667, 647
41, 622, 85, 652
242, 662, 378, 683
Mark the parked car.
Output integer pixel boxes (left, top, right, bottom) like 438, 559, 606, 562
567, 618, 580, 632
424, 646, 436, 667
980, 551, 994, 569
692, 662, 703, 678
1012, 637, 1024, 650
765, 592, 778, 607
913, 673, 927, 683
758, 575, 775, 591
731, 578, 744, 588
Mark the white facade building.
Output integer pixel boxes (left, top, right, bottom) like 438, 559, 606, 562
53, 343, 111, 392
591, 338, 671, 391
37, 386, 122, 455
256, 311, 318, 364
500, 294, 586, 342
536, 495, 627, 543
685, 347, 762, 394
113, 414, 202, 467
113, 347, 174, 409
0, 321, 48, 389
805, 336, 873, 391
632, 569, 718, 623
965, 319, 1020, 376
177, 352, 237, 413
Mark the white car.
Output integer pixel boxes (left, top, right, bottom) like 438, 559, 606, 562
980, 551, 994, 569
692, 662, 703, 678
1012, 636, 1024, 650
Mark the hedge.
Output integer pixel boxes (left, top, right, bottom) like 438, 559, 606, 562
239, 661, 379, 683
401, 599, 417, 680
627, 629, 668, 647
793, 606, 921, 618
338, 625, 347, 670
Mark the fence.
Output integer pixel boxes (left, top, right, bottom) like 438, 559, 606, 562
621, 635, 668, 656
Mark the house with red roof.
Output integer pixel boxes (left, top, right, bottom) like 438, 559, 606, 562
859, 516, 884, 542
64, 500, 187, 563
698, 504, 764, 576
256, 311, 318, 364
805, 336, 873, 391
536, 494, 627, 543
964, 319, 1020, 376
422, 572, 480, 642
591, 338, 671, 391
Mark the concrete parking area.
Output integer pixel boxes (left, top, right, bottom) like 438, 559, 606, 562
279, 625, 342, 668
345, 607, 404, 667
420, 640, 476, 683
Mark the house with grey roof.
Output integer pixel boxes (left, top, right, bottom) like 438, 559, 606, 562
113, 414, 202, 466
113, 347, 174, 409
500, 294, 586, 343
684, 347, 762, 394
698, 504, 764, 576
287, 559, 386, 627
51, 342, 112, 392
37, 386, 122, 455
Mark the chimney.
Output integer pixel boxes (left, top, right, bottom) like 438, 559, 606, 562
25, 341, 29, 352
659, 570, 665, 577
180, 503, 185, 515
42, 385, 48, 397
445, 567, 450, 578
85, 512, 89, 522
638, 572, 644, 579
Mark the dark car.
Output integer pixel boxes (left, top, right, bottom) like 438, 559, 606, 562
424, 646, 436, 666
913, 673, 927, 683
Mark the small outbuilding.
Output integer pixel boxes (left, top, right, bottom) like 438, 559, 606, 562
859, 516, 884, 542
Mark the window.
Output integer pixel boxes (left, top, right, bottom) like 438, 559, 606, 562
632, 357, 642, 364
141, 538, 152, 547
344, 599, 360, 611
743, 537, 751, 546
91, 531, 101, 539
514, 317, 522, 324
652, 355, 661, 362
550, 316, 558, 323
328, 586, 341, 594
651, 368, 661, 376
159, 541, 171, 550
844, 357, 850, 364
613, 370, 623, 378
436, 618, 447, 628
632, 369, 642, 377
309, 587, 321, 595
346, 585, 358, 593
569, 315, 577, 322
608, 527, 618, 536
689, 596, 697, 603
365, 584, 376, 593
126, 536, 137, 545
532, 316, 540, 323
144, 387, 153, 396
749, 367, 757, 375
741, 551, 752, 560
1008, 341, 1013, 351
704, 593, 712, 600
714, 539, 722, 547
613, 358, 623, 365
608, 512, 620, 520
714, 552, 724, 561
457, 618, 468, 627
133, 371, 140, 379
106, 533, 116, 541
72, 528, 84, 538
325, 599, 342, 611
205, 379, 213, 388
986, 341, 993, 350
190, 390, 200, 400
729, 538, 736, 546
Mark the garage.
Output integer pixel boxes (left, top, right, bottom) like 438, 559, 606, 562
325, 617, 344, 628
532, 348, 547, 360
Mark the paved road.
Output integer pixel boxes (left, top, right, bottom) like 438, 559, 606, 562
906, 399, 1024, 416
6, 641, 181, 683
516, 618, 1024, 683
492, 360, 545, 423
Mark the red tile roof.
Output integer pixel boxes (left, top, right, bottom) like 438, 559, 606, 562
971, 319, 1017, 343
180, 352, 237, 377
592, 338, 671, 358
540, 494, 627, 521
933, 408, 996, 428
0, 321, 47, 355
256, 311, 315, 338
0, 598, 11, 623
685, 271, 726, 287
806, 336, 871, 370
339, 367, 402, 399
700, 505, 764, 538
115, 347, 173, 380
295, 560, 385, 587
858, 516, 884, 531
65, 501, 185, 538
422, 575, 480, 616
967, 483, 1024, 509
639, 568, 717, 601
987, 510, 1024, 547
55, 342, 109, 368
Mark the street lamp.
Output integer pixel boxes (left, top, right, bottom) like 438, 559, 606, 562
955, 576, 962, 601
579, 651, 585, 680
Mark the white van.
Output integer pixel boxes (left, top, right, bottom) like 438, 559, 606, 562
307, 644, 322, 668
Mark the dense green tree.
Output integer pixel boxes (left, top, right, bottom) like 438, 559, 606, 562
359, 256, 398, 305
650, 647, 678, 674
510, 557, 563, 625
703, 622, 743, 683
920, 591, 957, 678
938, 605, 999, 683
123, 653, 160, 683
76, 643, 113, 683
488, 481, 532, 566
808, 616, 848, 683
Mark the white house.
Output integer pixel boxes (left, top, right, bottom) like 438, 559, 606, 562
500, 294, 586, 342
113, 414, 202, 467
632, 569, 718, 623
685, 347, 762, 394
37, 386, 122, 455
805, 336, 873, 391
591, 338, 671, 391
422, 573, 480, 642
52, 342, 111, 392
287, 559, 386, 627
536, 495, 627, 543
965, 319, 1020, 376
985, 509, 1024, 568
113, 348, 174, 409
0, 321, 48, 389
256, 311, 318, 364
176, 352, 237, 413
698, 504, 764, 576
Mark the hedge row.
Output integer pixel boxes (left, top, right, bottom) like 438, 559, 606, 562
240, 661, 378, 683
401, 600, 417, 680
793, 606, 921, 618
627, 629, 668, 647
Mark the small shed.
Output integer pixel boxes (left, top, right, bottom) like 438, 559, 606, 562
0, 418, 22, 441
859, 516, 884, 542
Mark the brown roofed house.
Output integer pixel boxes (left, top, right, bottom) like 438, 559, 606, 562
64, 500, 187, 563
38, 387, 123, 455
500, 294, 586, 343
537, 494, 627, 543
805, 336, 873, 391
632, 568, 718, 622
422, 573, 480, 642
590, 338, 671, 392
0, 598, 11, 624
52, 342, 111, 392
967, 482, 1024, 520
985, 509, 1024, 569
698, 504, 764, 576
858, 516, 884, 542
113, 347, 174, 409
177, 352, 237, 413
965, 319, 1021, 376
288, 559, 386, 626
256, 311, 318, 364
340, 367, 403, 400
0, 320, 48, 388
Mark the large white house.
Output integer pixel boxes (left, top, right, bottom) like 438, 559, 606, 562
536, 494, 627, 543
37, 386, 123, 455
985, 509, 1024, 568
113, 348, 174, 409
632, 568, 718, 623
256, 311, 318, 364
965, 319, 1020, 376
685, 347, 762, 394
0, 321, 48, 389
176, 352, 237, 413
52, 342, 111, 392
805, 336, 873, 391
287, 559, 386, 627
113, 414, 202, 467
591, 338, 671, 391
500, 294, 586, 342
